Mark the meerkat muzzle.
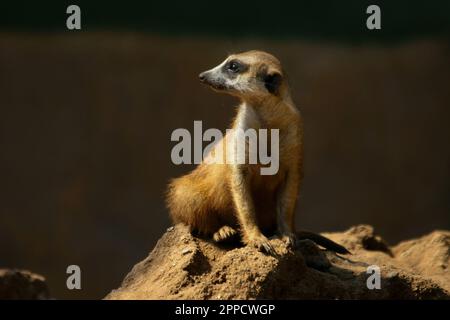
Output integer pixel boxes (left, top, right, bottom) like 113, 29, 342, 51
198, 71, 226, 90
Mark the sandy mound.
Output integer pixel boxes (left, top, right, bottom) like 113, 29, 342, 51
106, 224, 449, 299
0, 269, 50, 299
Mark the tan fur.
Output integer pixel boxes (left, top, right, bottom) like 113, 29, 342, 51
166, 51, 344, 255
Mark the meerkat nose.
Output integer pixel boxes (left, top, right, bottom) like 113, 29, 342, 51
198, 72, 206, 82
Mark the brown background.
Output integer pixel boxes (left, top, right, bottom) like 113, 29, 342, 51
0, 32, 449, 298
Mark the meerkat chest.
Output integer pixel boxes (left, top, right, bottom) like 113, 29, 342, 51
233, 103, 299, 169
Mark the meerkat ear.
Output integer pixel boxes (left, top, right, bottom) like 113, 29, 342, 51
264, 72, 282, 95
258, 65, 283, 95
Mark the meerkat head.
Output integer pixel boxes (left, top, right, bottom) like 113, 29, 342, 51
198, 50, 288, 101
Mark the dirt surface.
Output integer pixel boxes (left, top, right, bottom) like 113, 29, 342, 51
0, 269, 50, 299
106, 224, 449, 299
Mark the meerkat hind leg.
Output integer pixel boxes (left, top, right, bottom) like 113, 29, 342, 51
213, 225, 238, 242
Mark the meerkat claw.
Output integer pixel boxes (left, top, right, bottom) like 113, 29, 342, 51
262, 242, 276, 255
281, 233, 297, 248
248, 235, 276, 255
213, 225, 237, 242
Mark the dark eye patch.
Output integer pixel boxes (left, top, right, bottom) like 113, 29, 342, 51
222, 59, 248, 76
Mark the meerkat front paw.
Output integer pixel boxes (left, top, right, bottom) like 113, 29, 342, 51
213, 225, 237, 242
246, 233, 276, 255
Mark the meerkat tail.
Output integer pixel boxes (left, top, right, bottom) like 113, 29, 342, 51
296, 231, 350, 254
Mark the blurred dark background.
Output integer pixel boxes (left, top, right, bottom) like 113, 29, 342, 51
0, 1, 449, 299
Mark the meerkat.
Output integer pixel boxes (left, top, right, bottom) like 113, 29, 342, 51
166, 50, 349, 255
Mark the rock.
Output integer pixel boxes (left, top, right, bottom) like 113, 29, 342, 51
296, 239, 331, 271
106, 224, 450, 300
181, 247, 193, 255
0, 269, 50, 299
393, 230, 450, 292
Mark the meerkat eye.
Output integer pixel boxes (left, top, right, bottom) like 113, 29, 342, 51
227, 61, 241, 73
